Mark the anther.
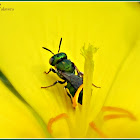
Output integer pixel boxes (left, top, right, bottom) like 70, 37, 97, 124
47, 113, 68, 134
103, 114, 136, 121
89, 121, 108, 138
102, 106, 137, 121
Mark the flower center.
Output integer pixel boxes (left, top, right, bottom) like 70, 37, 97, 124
47, 105, 137, 138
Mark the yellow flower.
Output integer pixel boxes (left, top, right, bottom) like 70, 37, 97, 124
0, 2, 140, 138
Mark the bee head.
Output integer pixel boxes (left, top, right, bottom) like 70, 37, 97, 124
42, 38, 65, 66
49, 53, 67, 66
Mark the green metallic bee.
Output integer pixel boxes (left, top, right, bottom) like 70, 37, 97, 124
41, 38, 99, 105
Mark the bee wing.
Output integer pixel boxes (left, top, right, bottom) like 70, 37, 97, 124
60, 71, 83, 89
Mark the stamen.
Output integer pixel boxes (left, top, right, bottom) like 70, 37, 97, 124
102, 106, 137, 121
104, 114, 136, 121
89, 121, 108, 138
47, 113, 68, 134
72, 84, 83, 108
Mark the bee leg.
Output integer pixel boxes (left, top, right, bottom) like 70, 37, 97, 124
74, 63, 83, 77
73, 84, 83, 108
41, 80, 66, 88
78, 71, 84, 77
92, 83, 101, 88
74, 64, 100, 88
64, 86, 73, 103
44, 68, 56, 75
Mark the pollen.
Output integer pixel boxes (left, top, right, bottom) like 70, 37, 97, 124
89, 121, 108, 138
47, 113, 68, 134
62, 62, 65, 64
102, 106, 137, 121
72, 84, 83, 108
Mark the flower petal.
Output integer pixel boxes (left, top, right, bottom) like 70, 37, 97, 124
100, 39, 140, 138
0, 80, 50, 138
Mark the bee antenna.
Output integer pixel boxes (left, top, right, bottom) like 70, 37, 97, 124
42, 47, 55, 55
58, 38, 62, 53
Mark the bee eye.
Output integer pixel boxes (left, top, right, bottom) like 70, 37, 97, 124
49, 57, 54, 65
